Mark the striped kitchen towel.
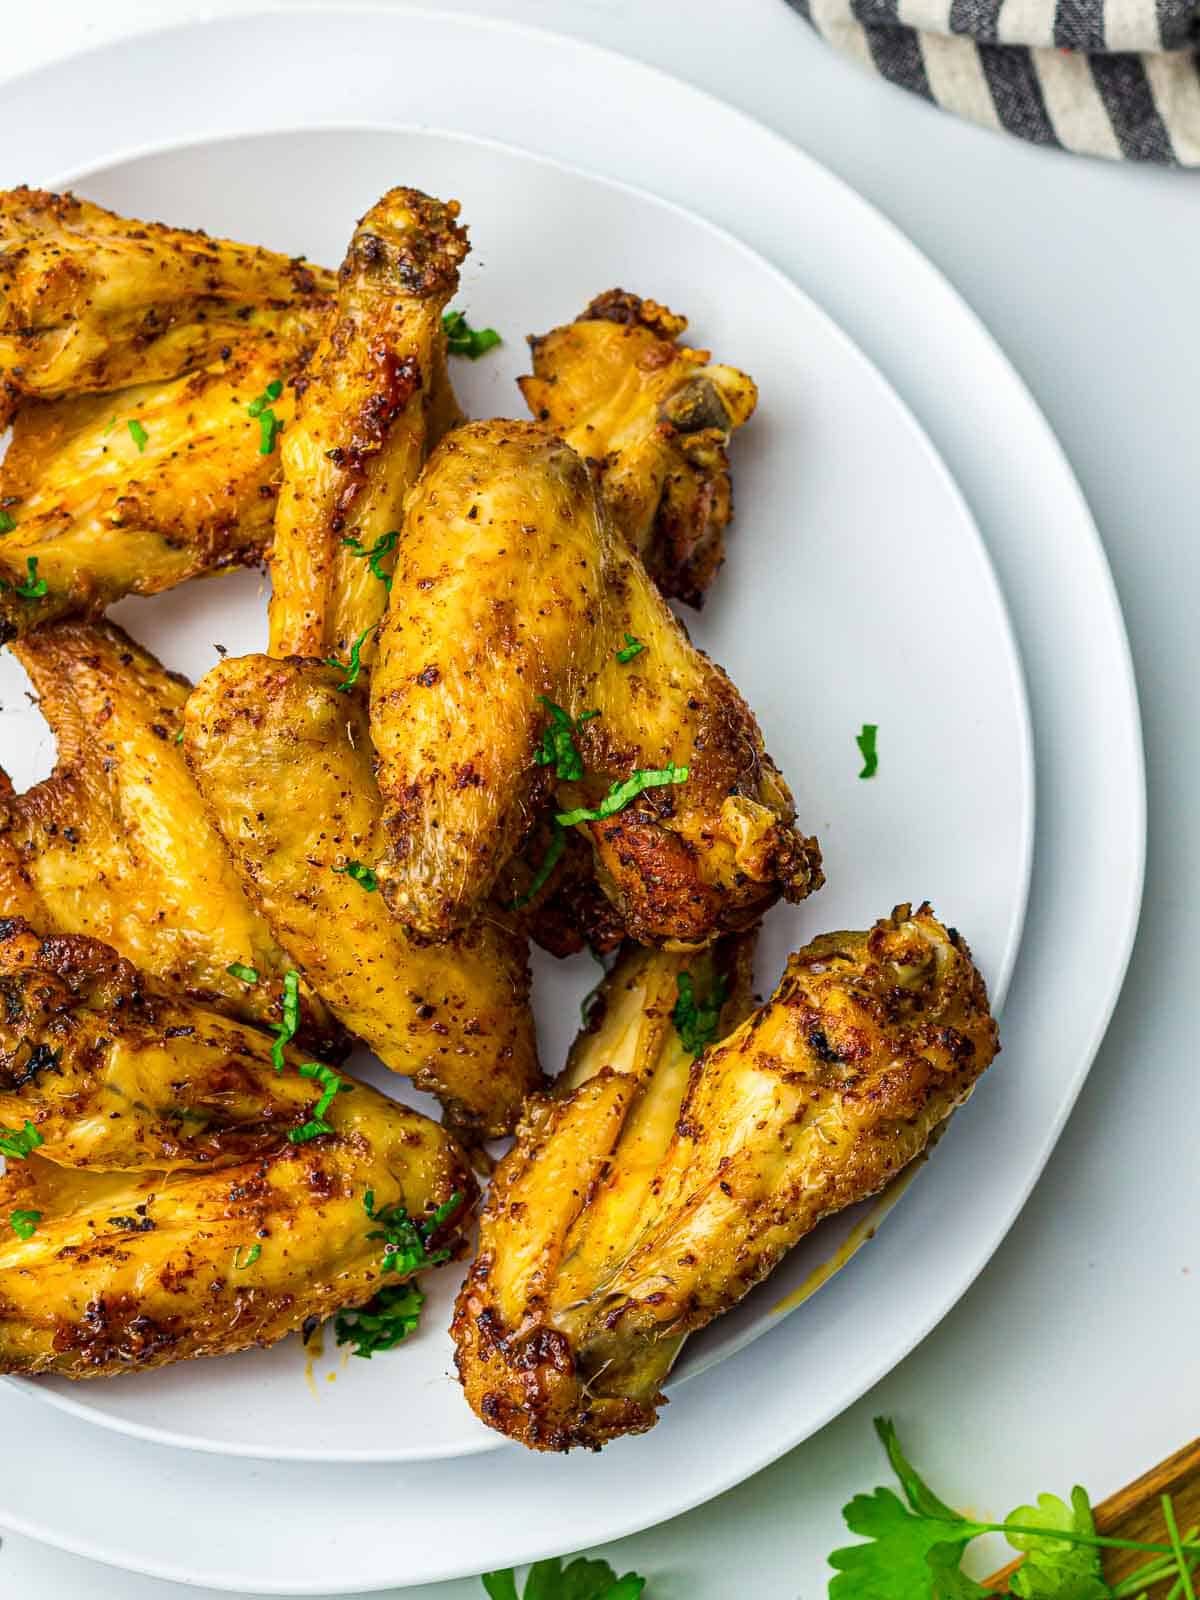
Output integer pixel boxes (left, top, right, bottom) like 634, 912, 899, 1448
783, 0, 1200, 161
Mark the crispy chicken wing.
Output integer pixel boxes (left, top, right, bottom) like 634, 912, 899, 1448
519, 290, 757, 605
0, 923, 474, 1379
0, 186, 333, 425
184, 653, 541, 1140
0, 618, 343, 1057
453, 904, 998, 1450
0, 315, 325, 640
266, 188, 467, 665
369, 419, 820, 945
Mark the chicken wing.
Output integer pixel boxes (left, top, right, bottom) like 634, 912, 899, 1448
0, 185, 333, 424
184, 652, 541, 1140
518, 290, 757, 605
0, 618, 343, 1058
0, 315, 325, 640
266, 187, 467, 665
369, 419, 820, 945
0, 923, 474, 1379
453, 904, 998, 1450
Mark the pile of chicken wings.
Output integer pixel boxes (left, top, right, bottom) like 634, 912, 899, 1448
0, 184, 998, 1450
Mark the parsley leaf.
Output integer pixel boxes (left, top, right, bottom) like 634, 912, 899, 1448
247, 379, 284, 454
226, 962, 259, 985
555, 765, 689, 827
1006, 1490, 1110, 1599
615, 634, 646, 663
9, 1208, 41, 1240
508, 825, 566, 910
857, 722, 879, 779
0, 511, 16, 535
481, 1558, 645, 1600
0, 1120, 44, 1159
127, 418, 149, 452
335, 1280, 425, 1358
443, 309, 502, 359
233, 1242, 262, 1270
324, 624, 374, 693
535, 698, 598, 783
288, 1061, 348, 1143
247, 379, 283, 416
671, 969, 729, 1057
14, 556, 47, 600
333, 859, 378, 892
270, 969, 302, 1073
341, 529, 399, 590
364, 1188, 462, 1276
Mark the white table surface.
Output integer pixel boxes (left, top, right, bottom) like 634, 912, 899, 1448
0, 1, 1192, 1595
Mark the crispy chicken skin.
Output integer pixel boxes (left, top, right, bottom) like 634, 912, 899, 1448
0, 186, 333, 425
453, 905, 998, 1450
519, 290, 757, 605
0, 924, 474, 1379
0, 618, 342, 1056
267, 188, 467, 666
184, 653, 542, 1140
0, 315, 325, 641
370, 419, 820, 945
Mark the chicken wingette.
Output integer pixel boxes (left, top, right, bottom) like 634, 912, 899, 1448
0, 314, 326, 640
0, 186, 333, 424
519, 289, 757, 605
453, 904, 998, 1450
0, 922, 474, 1379
370, 420, 821, 945
0, 618, 343, 1058
266, 187, 467, 666
184, 653, 541, 1140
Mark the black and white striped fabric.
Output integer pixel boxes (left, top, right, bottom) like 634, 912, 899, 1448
784, 0, 1200, 161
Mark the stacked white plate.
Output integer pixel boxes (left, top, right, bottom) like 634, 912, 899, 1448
0, 10, 1142, 1592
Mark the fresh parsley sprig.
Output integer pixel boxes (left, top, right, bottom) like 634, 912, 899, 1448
535, 698, 598, 783
0, 1120, 44, 1159
335, 1280, 426, 1358
341, 530, 399, 590
325, 624, 374, 693
443, 309, 502, 359
556, 765, 689, 828
481, 1559, 645, 1600
672, 970, 729, 1057
364, 1187, 463, 1277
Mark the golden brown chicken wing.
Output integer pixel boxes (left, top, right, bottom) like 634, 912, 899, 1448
184, 652, 541, 1140
0, 923, 474, 1379
266, 187, 467, 666
369, 419, 820, 946
0, 186, 333, 425
518, 290, 757, 605
0, 617, 342, 1057
0, 315, 325, 640
453, 905, 998, 1450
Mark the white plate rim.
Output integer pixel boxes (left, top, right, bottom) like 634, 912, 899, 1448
7, 114, 1035, 1463
0, 8, 1144, 1590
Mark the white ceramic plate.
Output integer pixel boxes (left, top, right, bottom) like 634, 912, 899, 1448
0, 10, 1142, 1592
2, 121, 1032, 1463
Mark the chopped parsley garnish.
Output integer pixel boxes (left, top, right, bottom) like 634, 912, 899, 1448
482, 1559, 645, 1600
0, 511, 15, 535
226, 962, 259, 985
535, 698, 598, 783
333, 859, 378, 893
324, 624, 374, 693
857, 722, 879, 779
508, 825, 565, 910
0, 1120, 44, 1159
101, 416, 118, 437
288, 1061, 348, 1143
127, 418, 149, 452
9, 1208, 41, 1240
233, 1242, 262, 1270
248, 378, 284, 454
556, 765, 689, 828
364, 1187, 463, 1276
615, 633, 646, 663
14, 556, 47, 599
672, 969, 730, 1056
174, 728, 185, 745
270, 969, 302, 1072
443, 309, 502, 359
341, 530, 399, 591
334, 1281, 425, 1358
